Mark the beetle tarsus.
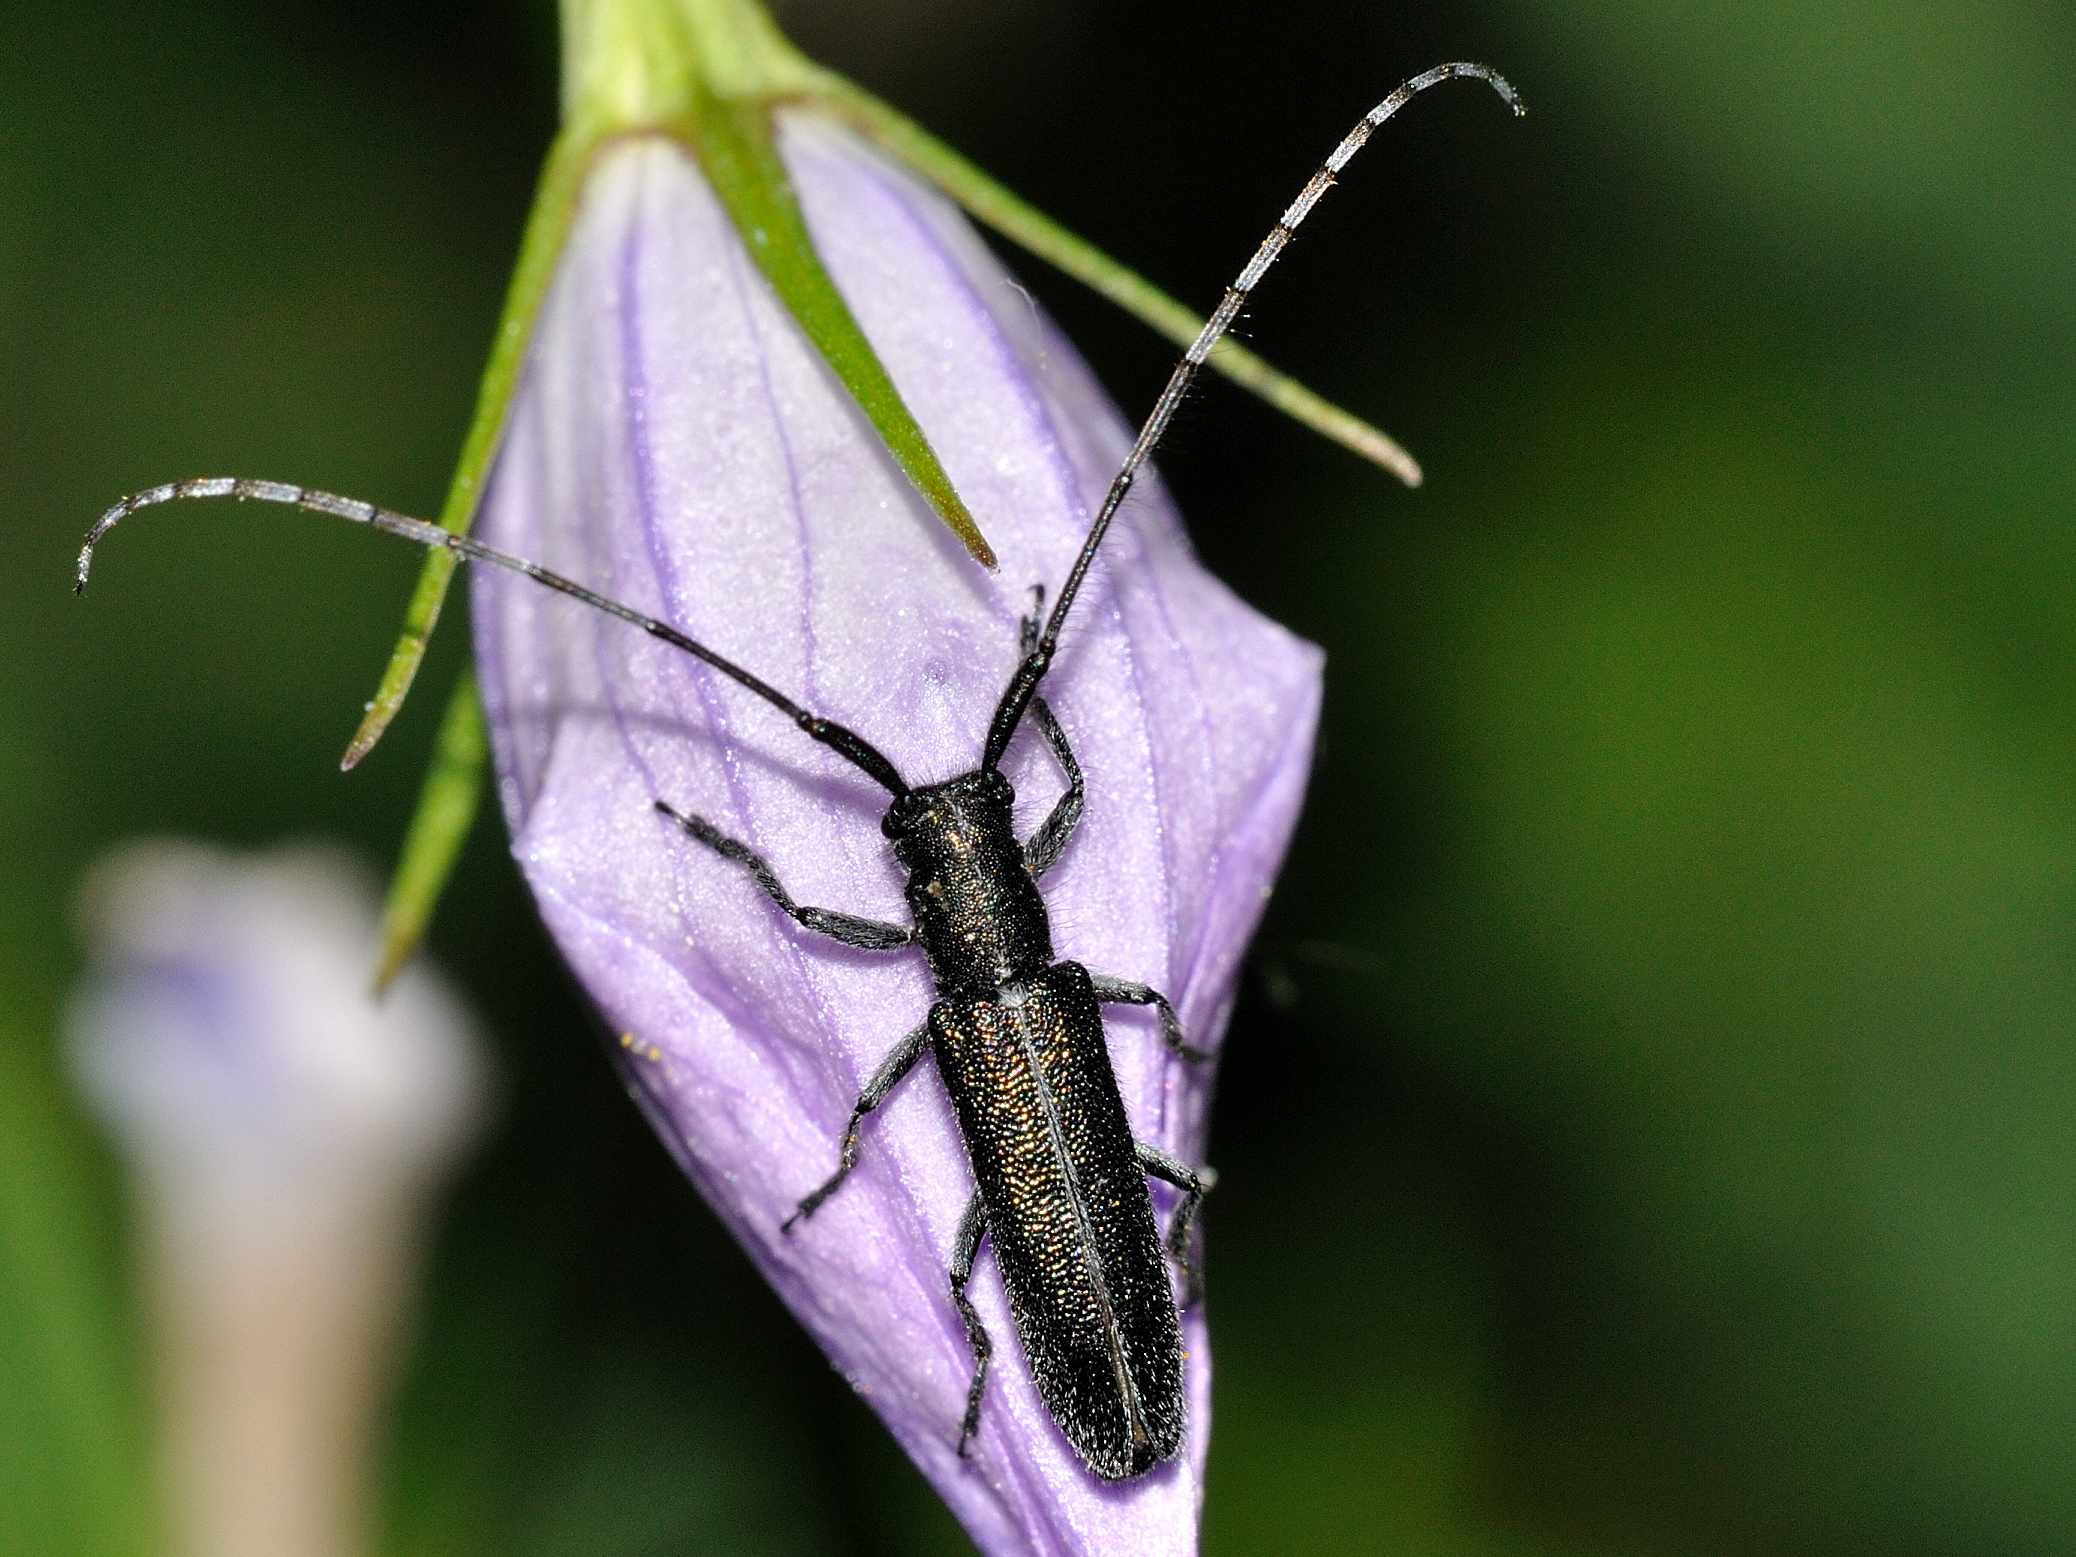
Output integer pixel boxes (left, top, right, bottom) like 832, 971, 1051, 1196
1137, 1142, 1216, 1307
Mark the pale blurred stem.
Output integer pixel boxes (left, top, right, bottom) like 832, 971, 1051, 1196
144, 1192, 420, 1557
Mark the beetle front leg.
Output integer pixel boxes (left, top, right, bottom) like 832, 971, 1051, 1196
948, 1191, 994, 1458
782, 1023, 931, 1232
1136, 1142, 1217, 1307
1088, 973, 1210, 1061
655, 801, 912, 950
1014, 589, 1086, 876
1021, 697, 1084, 877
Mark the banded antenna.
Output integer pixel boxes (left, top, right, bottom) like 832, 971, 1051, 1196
76, 478, 911, 796
76, 62, 1522, 788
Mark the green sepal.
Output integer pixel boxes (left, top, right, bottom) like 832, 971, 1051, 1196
340, 128, 594, 773
808, 74, 1424, 488
372, 672, 488, 993
674, 82, 997, 567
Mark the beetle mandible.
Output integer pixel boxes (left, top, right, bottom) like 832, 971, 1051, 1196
77, 62, 1523, 1479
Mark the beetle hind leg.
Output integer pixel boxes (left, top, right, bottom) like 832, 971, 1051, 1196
948, 1192, 993, 1458
1136, 1141, 1218, 1307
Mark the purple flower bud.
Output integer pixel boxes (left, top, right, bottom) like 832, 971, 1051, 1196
471, 116, 1320, 1553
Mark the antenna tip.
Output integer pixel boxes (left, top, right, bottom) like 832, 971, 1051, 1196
1453, 61, 1525, 118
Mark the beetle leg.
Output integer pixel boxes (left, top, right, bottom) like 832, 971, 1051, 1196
1136, 1142, 1218, 1307
1021, 697, 1084, 876
655, 801, 912, 950
1018, 590, 1085, 876
949, 1191, 994, 1458
1088, 973, 1210, 1061
782, 1023, 931, 1232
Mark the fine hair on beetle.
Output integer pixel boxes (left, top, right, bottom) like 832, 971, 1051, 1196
78, 63, 1523, 1479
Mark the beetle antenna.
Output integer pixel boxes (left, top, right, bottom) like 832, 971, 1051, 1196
981, 60, 1523, 769
76, 478, 910, 795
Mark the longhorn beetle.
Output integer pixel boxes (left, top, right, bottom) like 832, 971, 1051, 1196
77, 63, 1522, 1479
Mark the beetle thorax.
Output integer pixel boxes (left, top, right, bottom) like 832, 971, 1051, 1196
883, 769, 1052, 995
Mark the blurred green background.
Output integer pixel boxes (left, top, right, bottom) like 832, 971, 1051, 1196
6, 1, 2073, 1552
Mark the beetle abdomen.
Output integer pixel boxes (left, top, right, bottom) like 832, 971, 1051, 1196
929, 960, 1183, 1478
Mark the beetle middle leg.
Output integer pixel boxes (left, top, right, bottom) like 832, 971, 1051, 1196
1016, 588, 1084, 877
1136, 1142, 1218, 1307
948, 1190, 993, 1458
782, 1022, 931, 1232
655, 801, 912, 950
1088, 973, 1210, 1061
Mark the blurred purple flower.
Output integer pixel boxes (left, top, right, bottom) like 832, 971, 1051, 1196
67, 839, 488, 1557
472, 115, 1320, 1553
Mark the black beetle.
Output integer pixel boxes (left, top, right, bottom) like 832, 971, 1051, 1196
77, 62, 1522, 1478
